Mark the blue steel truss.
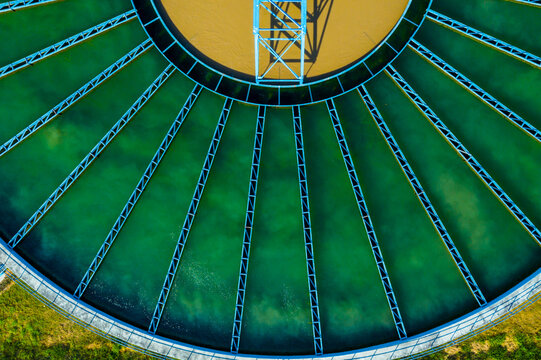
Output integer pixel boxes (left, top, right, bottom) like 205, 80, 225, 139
73, 84, 203, 299
0, 0, 58, 13
0, 9, 136, 79
254, 0, 307, 84
293, 106, 323, 355
358, 85, 487, 306
0, 39, 152, 158
427, 10, 540, 68
385, 65, 541, 247
326, 99, 407, 340
148, 98, 234, 334
409, 39, 541, 143
0, 263, 5, 277
7, 65, 175, 249
230, 106, 266, 354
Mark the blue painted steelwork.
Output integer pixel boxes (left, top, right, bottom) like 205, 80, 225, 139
73, 84, 203, 299
0, 0, 58, 13
254, 0, 307, 84
510, 0, 541, 7
326, 99, 407, 340
0, 39, 152, 159
230, 106, 266, 354
148, 98, 234, 334
385, 65, 541, 247
358, 85, 487, 306
0, 263, 5, 277
0, 9, 136, 79
7, 65, 175, 249
409, 39, 541, 143
427, 10, 540, 68
133, 0, 432, 106
293, 106, 323, 355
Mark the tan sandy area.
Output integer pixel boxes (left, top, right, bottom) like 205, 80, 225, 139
160, 0, 410, 80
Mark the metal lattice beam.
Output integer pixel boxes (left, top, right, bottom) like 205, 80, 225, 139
230, 105, 266, 354
0, 9, 136, 79
409, 39, 541, 143
148, 98, 234, 334
0, 0, 59, 13
427, 10, 540, 68
8, 65, 175, 249
509, 0, 541, 7
73, 84, 202, 299
358, 85, 487, 306
254, 0, 307, 83
293, 106, 323, 355
0, 39, 153, 158
385, 65, 541, 247
326, 98, 407, 340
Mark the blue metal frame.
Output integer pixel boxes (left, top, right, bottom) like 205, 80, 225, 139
0, 9, 137, 79
0, 39, 152, 158
358, 85, 487, 307
427, 10, 540, 68
293, 106, 323, 355
132, 0, 433, 105
7, 65, 175, 249
385, 65, 541, 247
326, 98, 407, 340
509, 0, 541, 7
230, 105, 266, 354
73, 84, 203, 299
148, 97, 234, 334
409, 39, 541, 143
0, 0, 58, 13
254, 0, 307, 84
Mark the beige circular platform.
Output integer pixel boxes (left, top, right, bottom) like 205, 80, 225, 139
159, 0, 410, 80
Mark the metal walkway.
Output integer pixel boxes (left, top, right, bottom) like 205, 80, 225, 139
427, 10, 540, 68
358, 85, 487, 306
148, 98, 234, 334
8, 65, 175, 249
386, 65, 541, 247
254, 0, 307, 83
0, 40, 152, 158
409, 39, 541, 143
0, 9, 136, 79
230, 106, 266, 354
0, 0, 59, 13
293, 106, 323, 355
73, 84, 203, 299
326, 99, 407, 340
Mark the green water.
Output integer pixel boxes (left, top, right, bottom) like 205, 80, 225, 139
157, 103, 257, 350
300, 102, 397, 351
239, 107, 313, 354
0, 0, 539, 355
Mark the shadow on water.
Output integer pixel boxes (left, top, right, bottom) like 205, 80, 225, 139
264, 0, 334, 74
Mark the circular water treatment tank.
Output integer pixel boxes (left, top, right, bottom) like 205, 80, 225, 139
0, 0, 540, 359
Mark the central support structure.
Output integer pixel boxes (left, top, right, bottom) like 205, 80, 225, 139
254, 0, 306, 84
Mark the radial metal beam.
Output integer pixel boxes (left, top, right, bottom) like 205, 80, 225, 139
326, 99, 407, 340
73, 84, 203, 299
0, 9, 136, 79
386, 65, 541, 246
0, 0, 59, 13
148, 97, 234, 334
230, 106, 266, 354
8, 65, 175, 249
409, 39, 541, 143
427, 10, 540, 68
293, 105, 323, 355
358, 85, 487, 306
0, 39, 153, 158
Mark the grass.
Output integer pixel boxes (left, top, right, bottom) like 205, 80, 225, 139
0, 276, 539, 359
